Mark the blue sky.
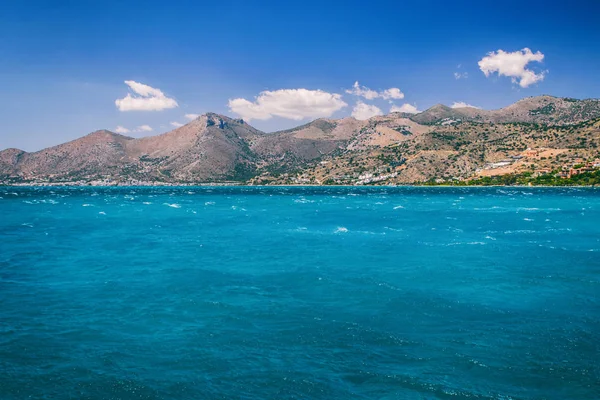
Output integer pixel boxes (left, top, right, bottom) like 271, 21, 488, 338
1, 0, 599, 151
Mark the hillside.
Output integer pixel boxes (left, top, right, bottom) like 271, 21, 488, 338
2, 95, 600, 185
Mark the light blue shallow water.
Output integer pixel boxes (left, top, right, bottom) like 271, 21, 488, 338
0, 186, 599, 399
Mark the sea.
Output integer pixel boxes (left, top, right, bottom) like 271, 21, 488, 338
0, 186, 598, 399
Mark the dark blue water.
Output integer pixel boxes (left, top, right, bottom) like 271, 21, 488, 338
1, 186, 599, 399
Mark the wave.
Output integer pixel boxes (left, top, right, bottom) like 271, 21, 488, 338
293, 197, 314, 204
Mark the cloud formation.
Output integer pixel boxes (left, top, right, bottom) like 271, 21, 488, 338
228, 88, 347, 121
113, 124, 153, 134
346, 81, 405, 100
478, 48, 546, 88
454, 72, 468, 80
137, 125, 153, 132
351, 102, 383, 120
184, 114, 200, 120
115, 80, 178, 111
170, 121, 184, 127
115, 126, 130, 134
451, 102, 481, 109
390, 103, 420, 114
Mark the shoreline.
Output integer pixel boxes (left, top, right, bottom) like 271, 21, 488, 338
1, 183, 599, 189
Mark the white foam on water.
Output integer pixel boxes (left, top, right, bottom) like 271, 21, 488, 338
448, 241, 486, 246
378, 282, 399, 291
393, 205, 404, 209
524, 218, 534, 221
143, 202, 152, 205
82, 204, 94, 207
334, 227, 348, 233
468, 359, 488, 368
98, 211, 106, 215
294, 197, 314, 204
205, 201, 215, 206
357, 230, 384, 235
164, 203, 181, 208
504, 230, 536, 234
384, 226, 402, 232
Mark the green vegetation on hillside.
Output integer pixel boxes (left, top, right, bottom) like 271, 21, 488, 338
424, 170, 600, 187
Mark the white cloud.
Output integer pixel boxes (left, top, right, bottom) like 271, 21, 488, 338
170, 121, 184, 127
478, 48, 546, 88
390, 103, 420, 114
381, 87, 405, 100
184, 113, 200, 120
136, 125, 153, 132
451, 102, 481, 109
454, 72, 468, 80
113, 124, 153, 134
346, 81, 404, 100
228, 88, 347, 121
346, 81, 379, 99
115, 80, 179, 111
115, 126, 130, 134
351, 102, 383, 120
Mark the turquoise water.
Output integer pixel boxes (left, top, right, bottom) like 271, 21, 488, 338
0, 186, 599, 399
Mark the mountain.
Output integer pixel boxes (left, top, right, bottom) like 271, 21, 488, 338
410, 104, 466, 125
2, 96, 600, 185
414, 96, 600, 126
251, 117, 366, 173
125, 113, 262, 181
1, 114, 264, 183
0, 130, 133, 180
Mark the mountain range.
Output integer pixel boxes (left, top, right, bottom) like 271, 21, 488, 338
2, 95, 600, 185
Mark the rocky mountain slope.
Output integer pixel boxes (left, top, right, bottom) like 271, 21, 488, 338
413, 96, 600, 125
1, 95, 600, 185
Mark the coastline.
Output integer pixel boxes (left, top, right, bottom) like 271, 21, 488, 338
1, 183, 598, 188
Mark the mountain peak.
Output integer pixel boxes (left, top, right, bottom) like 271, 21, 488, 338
85, 129, 132, 139
427, 103, 452, 111
409, 103, 462, 125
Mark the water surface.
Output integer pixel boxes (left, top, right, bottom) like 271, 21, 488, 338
1, 186, 599, 399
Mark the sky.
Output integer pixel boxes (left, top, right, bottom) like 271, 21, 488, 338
1, 0, 600, 151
